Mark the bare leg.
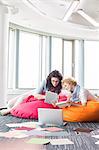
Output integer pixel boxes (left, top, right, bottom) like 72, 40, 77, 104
79, 89, 99, 106
0, 96, 24, 115
79, 89, 87, 106
0, 95, 26, 115
0, 96, 21, 115
0, 90, 35, 115
87, 90, 99, 101
0, 108, 12, 115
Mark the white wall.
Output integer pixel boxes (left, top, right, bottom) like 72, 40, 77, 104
0, 6, 9, 107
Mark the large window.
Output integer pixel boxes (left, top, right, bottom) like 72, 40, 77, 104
84, 41, 99, 89
8, 28, 75, 91
8, 26, 99, 94
8, 28, 51, 90
63, 40, 73, 77
74, 40, 82, 82
18, 31, 40, 88
51, 37, 62, 73
41, 36, 50, 81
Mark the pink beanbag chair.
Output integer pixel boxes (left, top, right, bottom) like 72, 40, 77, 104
10, 95, 59, 119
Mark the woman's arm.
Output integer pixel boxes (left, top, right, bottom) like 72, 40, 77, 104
70, 85, 80, 102
35, 80, 46, 94
34, 94, 45, 99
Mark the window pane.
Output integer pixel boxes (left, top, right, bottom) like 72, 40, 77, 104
75, 40, 80, 81
18, 31, 40, 88
84, 41, 99, 89
51, 37, 62, 73
41, 36, 48, 80
8, 29, 16, 89
63, 41, 72, 76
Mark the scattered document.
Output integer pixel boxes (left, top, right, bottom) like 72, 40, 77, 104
15, 126, 34, 131
73, 128, 93, 133
44, 127, 64, 132
50, 138, 74, 145
95, 141, 99, 144
92, 135, 99, 138
0, 130, 28, 138
26, 138, 50, 145
6, 121, 41, 128
25, 129, 68, 137
25, 129, 51, 136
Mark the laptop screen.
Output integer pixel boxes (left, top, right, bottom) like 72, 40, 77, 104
38, 108, 63, 125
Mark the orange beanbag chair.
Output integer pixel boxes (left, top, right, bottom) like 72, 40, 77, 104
63, 100, 99, 122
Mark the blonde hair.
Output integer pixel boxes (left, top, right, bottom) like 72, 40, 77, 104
62, 77, 77, 86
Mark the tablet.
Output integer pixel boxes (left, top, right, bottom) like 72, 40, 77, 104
44, 91, 58, 104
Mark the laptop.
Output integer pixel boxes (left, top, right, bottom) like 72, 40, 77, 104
44, 91, 58, 104
38, 108, 63, 125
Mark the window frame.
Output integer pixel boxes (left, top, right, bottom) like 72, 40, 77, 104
8, 24, 99, 95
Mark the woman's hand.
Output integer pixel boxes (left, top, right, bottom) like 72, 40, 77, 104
82, 102, 87, 106
57, 101, 72, 108
51, 101, 57, 107
66, 92, 72, 103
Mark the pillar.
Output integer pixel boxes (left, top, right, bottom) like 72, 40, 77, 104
0, 6, 9, 107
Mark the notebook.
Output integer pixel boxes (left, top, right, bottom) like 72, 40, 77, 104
55, 101, 70, 107
38, 108, 63, 126
44, 91, 58, 104
56, 101, 80, 107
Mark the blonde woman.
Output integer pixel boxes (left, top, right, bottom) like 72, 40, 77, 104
61, 77, 99, 106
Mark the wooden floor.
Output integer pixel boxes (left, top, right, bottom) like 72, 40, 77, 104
0, 114, 99, 150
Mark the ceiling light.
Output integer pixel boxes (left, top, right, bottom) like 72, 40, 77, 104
77, 9, 99, 27
63, 0, 80, 22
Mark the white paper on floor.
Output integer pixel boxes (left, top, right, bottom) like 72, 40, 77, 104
95, 141, 99, 144
0, 130, 28, 138
25, 129, 69, 137
50, 138, 74, 145
92, 135, 99, 138
6, 121, 41, 128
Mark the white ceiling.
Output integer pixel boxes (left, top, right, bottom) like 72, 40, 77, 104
0, 0, 99, 28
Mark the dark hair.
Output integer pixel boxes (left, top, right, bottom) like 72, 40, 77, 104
46, 70, 63, 94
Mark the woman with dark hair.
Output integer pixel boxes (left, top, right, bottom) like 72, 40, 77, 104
0, 70, 63, 115
36, 70, 63, 94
